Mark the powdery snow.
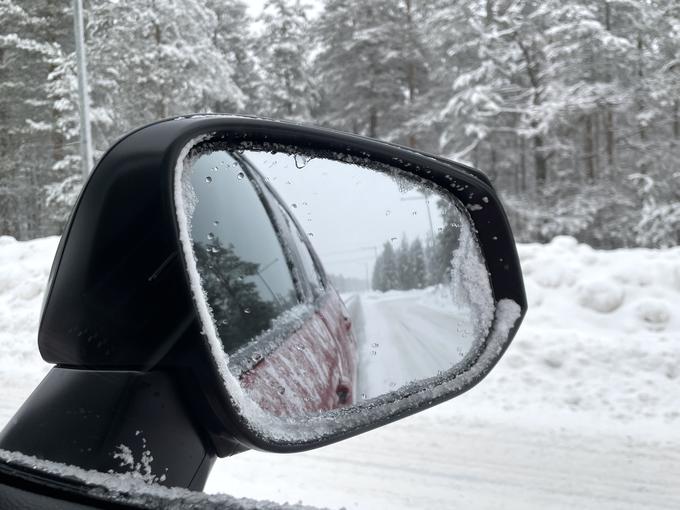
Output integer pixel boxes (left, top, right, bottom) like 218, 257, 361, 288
0, 235, 55, 421
0, 235, 678, 509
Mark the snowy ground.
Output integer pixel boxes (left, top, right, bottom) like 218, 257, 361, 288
350, 288, 479, 399
1, 235, 679, 509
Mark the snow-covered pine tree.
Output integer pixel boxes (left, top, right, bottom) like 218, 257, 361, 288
315, 0, 415, 138
409, 237, 427, 289
87, 0, 245, 146
0, 0, 79, 238
254, 0, 315, 121
206, 0, 260, 113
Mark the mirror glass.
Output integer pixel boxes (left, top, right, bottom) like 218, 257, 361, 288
177, 141, 494, 427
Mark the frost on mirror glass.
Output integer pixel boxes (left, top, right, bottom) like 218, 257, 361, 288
177, 141, 495, 438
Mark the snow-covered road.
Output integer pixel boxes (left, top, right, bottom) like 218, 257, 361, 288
205, 409, 680, 510
1, 235, 679, 508
355, 291, 476, 399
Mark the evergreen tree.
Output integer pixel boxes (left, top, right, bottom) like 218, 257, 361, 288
87, 0, 244, 144
409, 238, 427, 289
315, 0, 422, 139
206, 0, 260, 113
371, 252, 385, 291
396, 236, 413, 290
254, 0, 315, 120
0, 0, 78, 239
431, 200, 462, 284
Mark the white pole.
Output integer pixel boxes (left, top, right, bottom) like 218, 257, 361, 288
73, 0, 93, 179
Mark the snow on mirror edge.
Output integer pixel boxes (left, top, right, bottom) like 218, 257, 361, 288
174, 135, 518, 445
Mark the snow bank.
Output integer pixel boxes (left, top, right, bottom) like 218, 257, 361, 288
0, 235, 678, 508
0, 236, 56, 418
1, 234, 678, 436
456, 235, 680, 436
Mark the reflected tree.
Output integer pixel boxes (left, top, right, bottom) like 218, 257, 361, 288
409, 238, 427, 289
194, 240, 289, 353
429, 200, 462, 285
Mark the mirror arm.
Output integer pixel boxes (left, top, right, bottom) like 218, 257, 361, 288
0, 368, 216, 491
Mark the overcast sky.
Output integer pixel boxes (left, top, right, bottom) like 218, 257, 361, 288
245, 151, 453, 282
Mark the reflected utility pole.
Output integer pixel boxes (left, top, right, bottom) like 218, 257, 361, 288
73, 0, 93, 179
401, 193, 436, 248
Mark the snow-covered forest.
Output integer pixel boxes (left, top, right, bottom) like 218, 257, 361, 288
1, 0, 679, 246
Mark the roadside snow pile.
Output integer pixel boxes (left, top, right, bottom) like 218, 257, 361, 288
0, 235, 56, 418
445, 235, 680, 437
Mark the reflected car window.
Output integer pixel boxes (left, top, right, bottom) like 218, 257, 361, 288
277, 203, 325, 296
187, 150, 299, 354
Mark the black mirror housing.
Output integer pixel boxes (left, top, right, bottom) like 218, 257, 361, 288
37, 115, 527, 456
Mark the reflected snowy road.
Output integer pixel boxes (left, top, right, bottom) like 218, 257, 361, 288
345, 289, 478, 400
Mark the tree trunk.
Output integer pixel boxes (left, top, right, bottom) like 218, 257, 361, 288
604, 106, 615, 172
604, 1, 611, 31
369, 107, 378, 138
489, 137, 497, 181
520, 136, 527, 192
584, 114, 595, 182
637, 33, 646, 143
533, 134, 547, 186
486, 0, 494, 24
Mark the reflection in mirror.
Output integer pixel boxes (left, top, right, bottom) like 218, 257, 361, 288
179, 143, 494, 424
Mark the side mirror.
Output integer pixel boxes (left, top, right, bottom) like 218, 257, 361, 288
175, 130, 526, 449
1, 116, 526, 490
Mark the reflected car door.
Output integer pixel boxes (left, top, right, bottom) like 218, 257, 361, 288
235, 159, 357, 416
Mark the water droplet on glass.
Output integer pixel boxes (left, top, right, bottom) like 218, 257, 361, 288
236, 172, 245, 180
213, 220, 220, 226
385, 210, 391, 216
412, 210, 417, 216
291, 203, 298, 208
243, 307, 251, 315
251, 352, 263, 363
391, 237, 397, 242
210, 246, 219, 254
205, 176, 213, 183
371, 342, 379, 348
307, 232, 314, 238
207, 232, 215, 240
294, 154, 309, 169
361, 393, 367, 400
221, 319, 229, 325
211, 166, 218, 172
295, 344, 306, 351
389, 382, 396, 388
277, 386, 286, 395
370, 350, 377, 356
